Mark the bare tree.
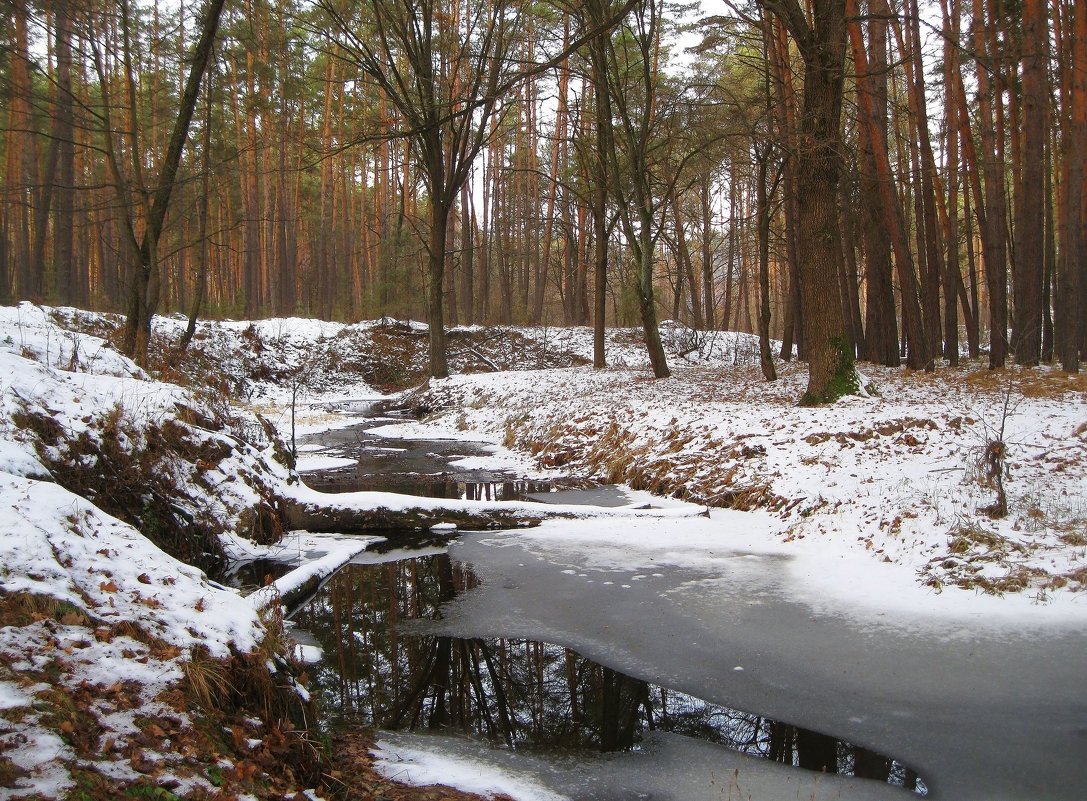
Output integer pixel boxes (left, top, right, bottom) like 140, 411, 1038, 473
317, 0, 636, 379
89, 0, 228, 366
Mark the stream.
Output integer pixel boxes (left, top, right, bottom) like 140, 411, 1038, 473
273, 402, 1087, 801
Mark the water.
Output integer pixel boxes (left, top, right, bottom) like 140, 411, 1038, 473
223, 557, 295, 594
290, 552, 924, 792
280, 402, 1087, 800
297, 404, 560, 500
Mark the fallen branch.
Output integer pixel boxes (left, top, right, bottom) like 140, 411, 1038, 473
283, 485, 706, 535
286, 497, 542, 532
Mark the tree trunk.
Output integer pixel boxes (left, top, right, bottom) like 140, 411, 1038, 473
766, 0, 855, 403
847, 0, 928, 369
972, 0, 1010, 368
120, 0, 228, 365
460, 183, 475, 325
756, 144, 778, 381
3, 3, 35, 304
1013, 0, 1047, 364
700, 175, 716, 329
942, 0, 962, 365
768, 16, 802, 361
671, 191, 702, 328
633, 212, 670, 379
53, 0, 76, 305
428, 194, 451, 379
1057, 0, 1086, 371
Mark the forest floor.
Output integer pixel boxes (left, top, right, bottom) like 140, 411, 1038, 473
400, 356, 1087, 603
1, 302, 1085, 800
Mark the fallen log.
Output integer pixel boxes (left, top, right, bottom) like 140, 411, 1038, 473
282, 485, 706, 535
286, 497, 544, 533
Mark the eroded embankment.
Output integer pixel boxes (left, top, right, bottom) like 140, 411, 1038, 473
404, 363, 1087, 597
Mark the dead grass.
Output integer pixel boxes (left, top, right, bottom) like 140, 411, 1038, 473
921, 521, 1087, 596
0, 591, 89, 629
0, 755, 28, 789
0, 602, 328, 799
961, 365, 1087, 398
181, 646, 233, 711
511, 414, 786, 513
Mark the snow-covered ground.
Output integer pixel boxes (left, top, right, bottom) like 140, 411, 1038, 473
2, 303, 1085, 801
360, 359, 1087, 800
0, 305, 354, 798
399, 360, 1087, 610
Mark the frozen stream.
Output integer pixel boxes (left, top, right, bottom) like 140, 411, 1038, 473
431, 525, 1087, 800
289, 404, 1087, 800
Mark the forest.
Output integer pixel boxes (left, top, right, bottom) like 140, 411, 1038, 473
1, 0, 1084, 399
3, 3, 1087, 796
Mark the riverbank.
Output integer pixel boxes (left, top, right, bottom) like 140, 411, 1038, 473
395, 360, 1087, 609
0, 305, 514, 800
3, 304, 1085, 800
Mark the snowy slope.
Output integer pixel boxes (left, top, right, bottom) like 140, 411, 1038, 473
394, 359, 1087, 606
0, 304, 313, 797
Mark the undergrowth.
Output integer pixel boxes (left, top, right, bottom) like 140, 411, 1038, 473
13, 400, 287, 576
0, 589, 324, 800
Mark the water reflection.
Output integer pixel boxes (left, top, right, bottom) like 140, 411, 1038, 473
223, 557, 295, 594
290, 553, 924, 794
304, 471, 554, 501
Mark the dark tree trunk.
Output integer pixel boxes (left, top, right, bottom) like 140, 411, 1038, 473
847, 0, 928, 369
1057, 0, 1086, 371
972, 0, 1010, 368
1013, 0, 1047, 365
942, 0, 962, 365
764, 0, 855, 403
427, 194, 451, 379
121, 0, 228, 365
700, 176, 716, 329
755, 142, 777, 381
53, 0, 76, 305
460, 183, 475, 325
796, 727, 838, 773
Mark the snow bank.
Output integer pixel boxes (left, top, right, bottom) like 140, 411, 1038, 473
372, 735, 571, 801
406, 361, 1087, 604
0, 304, 285, 797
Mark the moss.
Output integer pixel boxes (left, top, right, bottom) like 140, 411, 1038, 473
800, 336, 859, 406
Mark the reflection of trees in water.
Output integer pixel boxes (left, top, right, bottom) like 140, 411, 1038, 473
291, 555, 921, 792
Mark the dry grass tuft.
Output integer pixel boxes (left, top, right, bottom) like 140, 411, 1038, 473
181, 645, 233, 710
0, 591, 90, 628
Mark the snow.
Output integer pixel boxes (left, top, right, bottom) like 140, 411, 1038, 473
283, 480, 707, 524
408, 361, 1087, 606
296, 453, 358, 471
0, 681, 31, 710
500, 512, 1086, 631
248, 533, 378, 611
372, 735, 571, 801
0, 304, 290, 796
372, 730, 910, 801
3, 302, 1085, 800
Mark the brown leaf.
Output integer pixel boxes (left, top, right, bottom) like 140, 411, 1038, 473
99, 580, 118, 593
137, 573, 152, 584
